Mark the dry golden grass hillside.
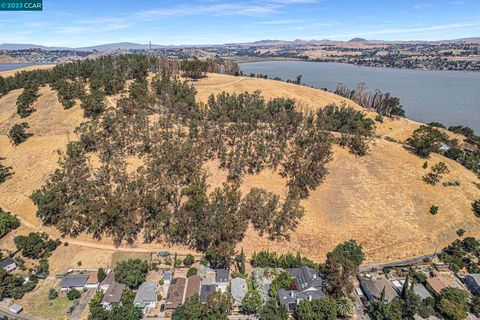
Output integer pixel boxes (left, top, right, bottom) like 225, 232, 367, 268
1, 70, 479, 264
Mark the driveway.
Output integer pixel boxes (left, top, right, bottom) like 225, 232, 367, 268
70, 288, 95, 320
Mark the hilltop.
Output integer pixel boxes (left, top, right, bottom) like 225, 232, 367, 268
0, 66, 479, 264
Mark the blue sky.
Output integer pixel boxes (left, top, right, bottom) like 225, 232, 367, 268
1, 0, 479, 47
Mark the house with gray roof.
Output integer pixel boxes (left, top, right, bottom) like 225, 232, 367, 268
200, 284, 217, 303
360, 278, 398, 302
101, 282, 126, 309
231, 277, 248, 307
413, 283, 433, 300
134, 282, 157, 314
287, 266, 323, 292
59, 274, 89, 291
278, 266, 325, 313
0, 257, 16, 272
465, 274, 480, 296
278, 288, 325, 313
215, 269, 229, 293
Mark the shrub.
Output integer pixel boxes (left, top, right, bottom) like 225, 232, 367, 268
456, 229, 465, 237
473, 200, 480, 217
48, 288, 58, 300
183, 254, 195, 267
375, 114, 384, 123
8, 122, 33, 145
423, 162, 449, 185
0, 162, 14, 184
97, 268, 106, 283
186, 267, 197, 277
67, 288, 81, 300
430, 205, 439, 215
422, 161, 428, 169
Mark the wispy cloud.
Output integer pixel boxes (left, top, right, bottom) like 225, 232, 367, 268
316, 22, 478, 39
259, 19, 307, 25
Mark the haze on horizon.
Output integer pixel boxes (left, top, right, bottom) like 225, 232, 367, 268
0, 0, 479, 47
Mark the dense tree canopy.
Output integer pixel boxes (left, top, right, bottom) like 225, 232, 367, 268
325, 240, 364, 298
114, 259, 148, 289
0, 208, 20, 239
14, 232, 59, 259
406, 125, 448, 158
294, 297, 338, 320
22, 55, 377, 267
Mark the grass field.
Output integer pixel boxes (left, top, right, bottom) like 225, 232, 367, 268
18, 277, 72, 320
0, 69, 479, 264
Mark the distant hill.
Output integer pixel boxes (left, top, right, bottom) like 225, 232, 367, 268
348, 38, 368, 42
2, 37, 480, 52
0, 43, 70, 50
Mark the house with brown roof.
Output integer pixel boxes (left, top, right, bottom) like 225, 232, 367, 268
426, 273, 463, 297
101, 282, 126, 310
165, 277, 186, 312
184, 275, 201, 301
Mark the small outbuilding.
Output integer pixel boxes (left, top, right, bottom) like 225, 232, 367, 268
9, 304, 23, 314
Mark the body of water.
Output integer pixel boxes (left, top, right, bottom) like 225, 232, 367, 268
0, 63, 36, 72
240, 61, 480, 132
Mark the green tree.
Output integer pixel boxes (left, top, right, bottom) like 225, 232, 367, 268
235, 248, 246, 275
258, 299, 289, 320
325, 240, 364, 298
269, 271, 295, 298
183, 254, 195, 267
437, 287, 469, 320
187, 267, 198, 277
67, 288, 81, 300
406, 125, 447, 158
114, 259, 148, 289
97, 268, 106, 283
181, 58, 208, 80
0, 162, 14, 184
80, 88, 106, 119
0, 208, 20, 238
295, 297, 338, 320
473, 199, 480, 217
14, 232, 57, 258
418, 297, 435, 319
336, 297, 355, 318
8, 122, 33, 145
241, 290, 262, 315
16, 83, 39, 118
423, 162, 449, 185
172, 294, 203, 320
